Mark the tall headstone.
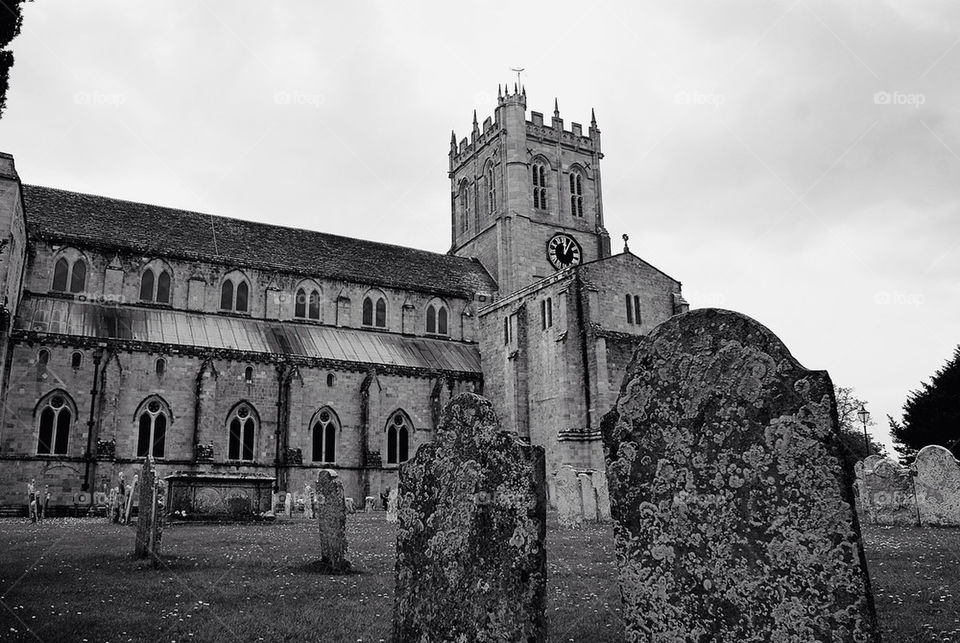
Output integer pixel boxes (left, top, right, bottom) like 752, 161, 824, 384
593, 470, 612, 523
914, 445, 960, 527
863, 457, 919, 526
303, 483, 316, 520
385, 487, 398, 523
123, 474, 139, 524
602, 309, 879, 642
315, 469, 349, 572
554, 465, 582, 528
284, 491, 293, 517
134, 458, 164, 564
578, 473, 598, 522
393, 393, 546, 643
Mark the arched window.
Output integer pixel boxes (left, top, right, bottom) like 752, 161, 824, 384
139, 267, 172, 303
458, 181, 469, 233
52, 256, 87, 293
155, 358, 166, 377
327, 373, 335, 387
244, 366, 254, 384
71, 352, 83, 369
36, 391, 74, 455
220, 273, 250, 312
486, 164, 496, 215
295, 286, 321, 320
136, 396, 169, 458
139, 270, 154, 301
227, 403, 257, 461
362, 292, 387, 328
425, 300, 449, 336
385, 410, 411, 465
569, 171, 584, 217
157, 270, 171, 303
532, 162, 547, 210
311, 407, 338, 463
37, 349, 49, 367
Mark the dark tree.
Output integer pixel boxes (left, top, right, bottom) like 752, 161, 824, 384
0, 0, 30, 119
890, 346, 960, 462
834, 385, 885, 461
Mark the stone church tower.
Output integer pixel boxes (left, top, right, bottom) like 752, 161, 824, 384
449, 85, 612, 294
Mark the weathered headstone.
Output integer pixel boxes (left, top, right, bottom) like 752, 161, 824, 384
385, 487, 398, 523
602, 309, 879, 642
315, 469, 349, 572
284, 491, 293, 517
864, 457, 919, 526
344, 497, 355, 514
554, 465, 582, 528
914, 445, 960, 527
303, 483, 316, 520
578, 472, 598, 522
108, 487, 119, 523
593, 470, 612, 523
393, 393, 546, 642
123, 474, 139, 524
364, 496, 375, 513
134, 458, 164, 564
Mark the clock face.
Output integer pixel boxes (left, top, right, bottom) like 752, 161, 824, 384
547, 233, 583, 270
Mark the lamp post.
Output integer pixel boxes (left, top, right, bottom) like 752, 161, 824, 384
857, 404, 871, 456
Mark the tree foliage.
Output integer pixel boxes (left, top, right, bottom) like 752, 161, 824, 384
890, 346, 960, 462
0, 0, 30, 119
833, 385, 885, 461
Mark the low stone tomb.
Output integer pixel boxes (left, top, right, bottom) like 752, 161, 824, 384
603, 309, 879, 641
393, 393, 546, 642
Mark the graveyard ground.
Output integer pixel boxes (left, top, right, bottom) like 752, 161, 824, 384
0, 515, 956, 642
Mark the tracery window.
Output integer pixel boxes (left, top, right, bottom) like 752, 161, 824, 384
311, 407, 338, 463
569, 171, 583, 217
227, 404, 257, 461
136, 397, 169, 458
532, 162, 547, 210
385, 410, 411, 465
36, 391, 73, 455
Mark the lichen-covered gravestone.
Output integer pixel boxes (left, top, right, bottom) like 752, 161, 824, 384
593, 470, 612, 523
578, 473, 598, 522
385, 487, 398, 523
603, 309, 879, 642
134, 458, 164, 563
914, 445, 960, 527
393, 393, 546, 643
864, 457, 919, 526
314, 469, 349, 572
554, 464, 582, 528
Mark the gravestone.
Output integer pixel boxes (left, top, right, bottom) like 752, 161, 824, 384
303, 483, 316, 520
914, 445, 960, 527
134, 458, 164, 564
578, 473, 598, 522
602, 309, 879, 642
593, 470, 612, 523
284, 491, 293, 517
863, 457, 919, 526
108, 487, 119, 523
344, 497, 355, 514
554, 465, 582, 528
393, 393, 546, 642
386, 487, 398, 523
364, 496, 375, 512
315, 469, 349, 572
123, 474, 139, 524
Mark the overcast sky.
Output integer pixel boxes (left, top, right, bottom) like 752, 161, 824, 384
1, 1, 958, 452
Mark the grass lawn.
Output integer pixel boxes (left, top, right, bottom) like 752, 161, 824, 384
0, 515, 956, 642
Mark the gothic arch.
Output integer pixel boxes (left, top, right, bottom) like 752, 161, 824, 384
225, 400, 261, 462
34, 389, 78, 456
362, 288, 388, 328
220, 269, 252, 313
384, 408, 413, 465
424, 297, 450, 336
133, 394, 172, 458
138, 258, 174, 304
294, 279, 323, 320
309, 406, 340, 464
51, 247, 91, 294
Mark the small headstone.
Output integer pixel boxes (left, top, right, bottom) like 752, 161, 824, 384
364, 496, 375, 513
344, 497, 355, 514
284, 491, 293, 517
863, 457, 919, 526
303, 483, 316, 520
123, 474, 139, 524
108, 487, 119, 523
315, 469, 349, 573
267, 491, 278, 517
134, 458, 165, 564
593, 470, 612, 523
578, 473, 598, 522
386, 488, 398, 523
393, 393, 546, 642
554, 465, 582, 528
603, 309, 879, 641
914, 445, 960, 527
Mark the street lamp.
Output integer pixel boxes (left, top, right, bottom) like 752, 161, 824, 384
857, 404, 871, 455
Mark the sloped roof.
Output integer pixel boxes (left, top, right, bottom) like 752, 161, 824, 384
21, 185, 496, 298
16, 295, 482, 374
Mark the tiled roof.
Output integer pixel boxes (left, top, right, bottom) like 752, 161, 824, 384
21, 185, 496, 298
16, 295, 482, 374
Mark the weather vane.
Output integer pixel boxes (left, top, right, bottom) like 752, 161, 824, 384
510, 67, 524, 90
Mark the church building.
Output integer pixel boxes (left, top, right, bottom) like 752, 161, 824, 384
0, 86, 688, 510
